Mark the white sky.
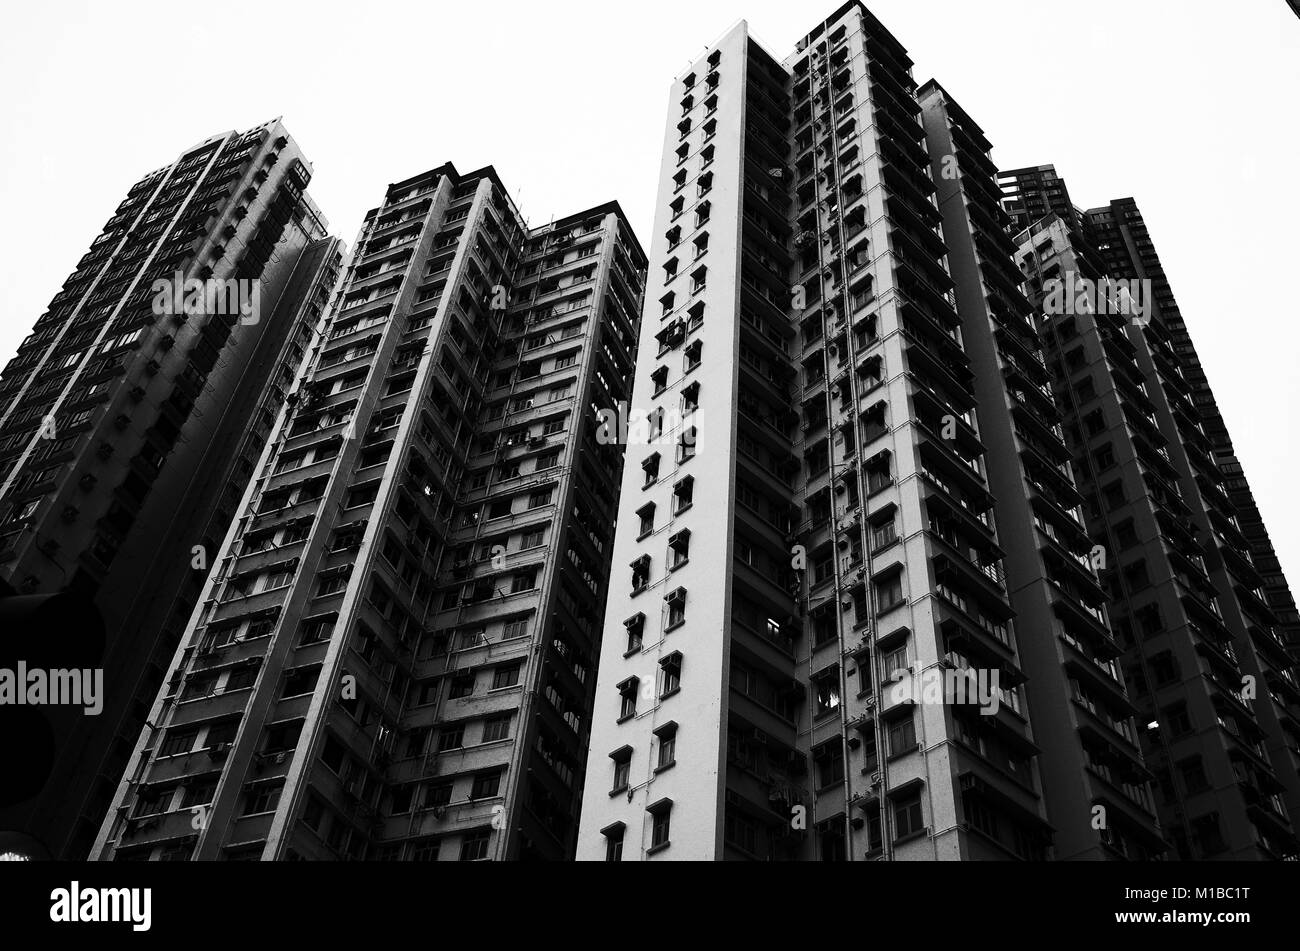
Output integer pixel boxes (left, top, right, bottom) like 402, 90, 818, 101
3, 0, 1298, 595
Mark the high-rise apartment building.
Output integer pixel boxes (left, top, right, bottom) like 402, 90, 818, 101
0, 120, 339, 858
1003, 166, 1299, 672
91, 162, 645, 861
1015, 201, 1300, 859
919, 82, 1165, 860
579, 3, 1073, 862
999, 165, 1079, 236
1084, 199, 1300, 661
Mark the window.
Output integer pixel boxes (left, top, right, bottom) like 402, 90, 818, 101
225, 667, 257, 691
882, 643, 908, 678
887, 714, 917, 756
182, 777, 217, 809
870, 514, 897, 551
1150, 650, 1177, 685
893, 791, 924, 839
818, 818, 847, 861
684, 340, 702, 372
814, 741, 844, 789
875, 572, 905, 612
470, 771, 501, 799
866, 455, 891, 492
242, 781, 284, 816
642, 453, 660, 487
665, 587, 687, 629
1179, 756, 1209, 793
528, 489, 553, 509
159, 729, 198, 757
459, 830, 490, 861
1122, 559, 1150, 592
622, 614, 645, 656
482, 715, 511, 742
1116, 519, 1139, 549
674, 380, 698, 417
660, 653, 682, 697
618, 677, 639, 721
673, 476, 694, 513
637, 503, 655, 538
438, 724, 465, 751
449, 674, 474, 699
648, 800, 672, 851
677, 427, 697, 464
1165, 703, 1192, 737
631, 555, 651, 592
492, 663, 522, 689
1192, 813, 1226, 856
390, 784, 415, 815
651, 365, 669, 394
647, 406, 664, 439
281, 665, 320, 697
861, 724, 879, 772
668, 529, 690, 568
655, 722, 678, 770
814, 668, 841, 716
603, 823, 625, 862
610, 748, 632, 793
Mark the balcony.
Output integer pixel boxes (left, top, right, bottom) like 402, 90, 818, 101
917, 434, 988, 505
1048, 578, 1109, 638
901, 324, 973, 402
933, 577, 1015, 653
930, 536, 1007, 602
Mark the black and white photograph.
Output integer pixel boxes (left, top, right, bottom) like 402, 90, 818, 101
0, 0, 1296, 936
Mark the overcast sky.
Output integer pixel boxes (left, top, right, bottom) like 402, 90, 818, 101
2, 0, 1298, 594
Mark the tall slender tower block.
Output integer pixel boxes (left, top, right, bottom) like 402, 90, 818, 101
0, 121, 338, 858
93, 163, 645, 861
